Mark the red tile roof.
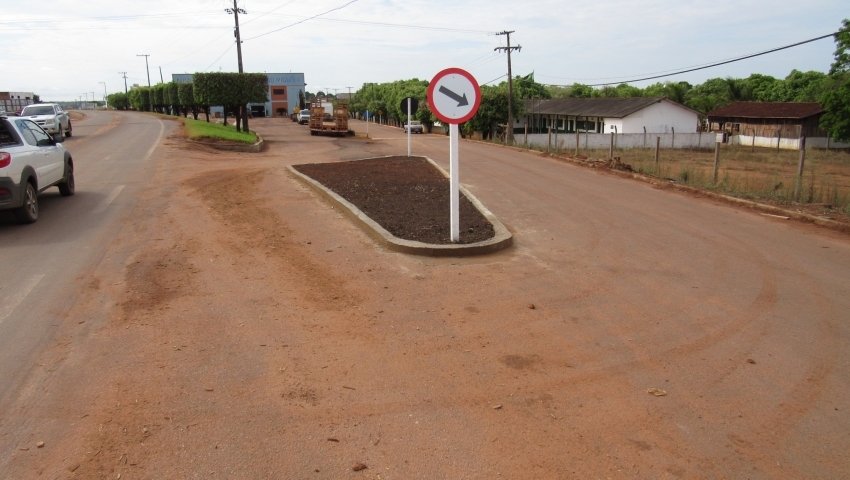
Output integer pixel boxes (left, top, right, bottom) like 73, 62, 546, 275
707, 102, 824, 119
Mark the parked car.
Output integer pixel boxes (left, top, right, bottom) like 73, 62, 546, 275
0, 114, 74, 224
20, 103, 72, 137
404, 120, 424, 134
298, 109, 310, 124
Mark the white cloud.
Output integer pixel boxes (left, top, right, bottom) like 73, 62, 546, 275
0, 0, 844, 100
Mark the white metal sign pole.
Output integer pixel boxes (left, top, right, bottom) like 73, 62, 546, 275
450, 122, 460, 242
407, 97, 412, 157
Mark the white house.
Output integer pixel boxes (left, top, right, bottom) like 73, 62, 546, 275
517, 97, 701, 135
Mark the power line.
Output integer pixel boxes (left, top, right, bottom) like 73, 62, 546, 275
544, 32, 837, 87
203, 44, 235, 72
253, 12, 493, 35
243, 0, 361, 41
482, 74, 507, 85
241, 0, 300, 26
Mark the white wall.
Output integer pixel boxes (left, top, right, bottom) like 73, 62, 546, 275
604, 119, 623, 134
620, 100, 699, 134
520, 132, 717, 150
730, 135, 850, 150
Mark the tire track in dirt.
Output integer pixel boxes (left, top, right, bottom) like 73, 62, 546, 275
187, 168, 360, 310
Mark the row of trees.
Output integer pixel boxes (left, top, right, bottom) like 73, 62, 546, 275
346, 19, 850, 141
106, 72, 270, 133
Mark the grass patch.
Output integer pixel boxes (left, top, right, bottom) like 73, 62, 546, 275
559, 144, 850, 211
181, 116, 257, 144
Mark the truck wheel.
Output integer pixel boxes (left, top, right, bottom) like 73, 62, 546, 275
13, 181, 38, 224
65, 120, 72, 138
59, 161, 75, 196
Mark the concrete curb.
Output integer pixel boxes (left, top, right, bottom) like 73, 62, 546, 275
461, 138, 850, 234
187, 132, 264, 153
288, 155, 513, 257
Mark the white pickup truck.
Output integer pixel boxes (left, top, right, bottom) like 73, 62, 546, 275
0, 114, 75, 223
20, 103, 72, 137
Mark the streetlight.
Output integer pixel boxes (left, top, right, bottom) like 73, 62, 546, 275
99, 82, 108, 109
82, 93, 89, 110
90, 93, 96, 109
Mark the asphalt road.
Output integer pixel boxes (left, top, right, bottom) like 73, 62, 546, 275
0, 111, 167, 405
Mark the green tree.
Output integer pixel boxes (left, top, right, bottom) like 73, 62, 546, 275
509, 73, 550, 99
128, 87, 151, 111
821, 19, 850, 141
643, 81, 691, 104
193, 72, 267, 132
820, 79, 850, 141
829, 19, 850, 74
107, 92, 129, 110
166, 82, 180, 116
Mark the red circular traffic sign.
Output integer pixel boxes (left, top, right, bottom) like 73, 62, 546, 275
427, 68, 481, 124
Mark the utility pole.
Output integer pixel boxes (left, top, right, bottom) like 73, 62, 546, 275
136, 54, 151, 87
226, 0, 247, 131
118, 72, 128, 94
495, 31, 521, 145
159, 66, 164, 84
99, 82, 108, 109
226, 1, 246, 73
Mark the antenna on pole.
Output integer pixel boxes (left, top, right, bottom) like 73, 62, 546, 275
494, 31, 521, 145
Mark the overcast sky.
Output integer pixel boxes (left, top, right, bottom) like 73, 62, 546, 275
2, 0, 846, 101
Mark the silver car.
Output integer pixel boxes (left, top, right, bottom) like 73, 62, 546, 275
298, 109, 310, 125
20, 103, 72, 137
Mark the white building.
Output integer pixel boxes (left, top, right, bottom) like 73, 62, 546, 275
517, 97, 701, 135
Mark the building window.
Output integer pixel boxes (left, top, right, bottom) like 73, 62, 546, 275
273, 88, 285, 95
577, 120, 595, 131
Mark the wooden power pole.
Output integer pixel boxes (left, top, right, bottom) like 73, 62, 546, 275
226, 0, 248, 131
495, 31, 521, 145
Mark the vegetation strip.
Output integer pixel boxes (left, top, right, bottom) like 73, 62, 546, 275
181, 117, 257, 144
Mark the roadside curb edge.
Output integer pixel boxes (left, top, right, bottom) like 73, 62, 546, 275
287, 156, 513, 257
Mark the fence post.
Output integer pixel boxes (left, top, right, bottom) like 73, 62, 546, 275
827, 136, 831, 151
777, 130, 781, 151
555, 116, 559, 153
752, 133, 756, 152
609, 132, 614, 159
713, 136, 721, 185
671, 127, 675, 149
548, 126, 552, 153
794, 136, 806, 201
644, 126, 647, 148
524, 124, 528, 148
654, 136, 660, 171
575, 127, 579, 156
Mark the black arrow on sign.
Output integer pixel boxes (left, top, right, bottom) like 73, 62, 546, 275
438, 86, 469, 107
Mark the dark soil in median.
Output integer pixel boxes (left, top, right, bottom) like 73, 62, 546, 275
293, 156, 495, 244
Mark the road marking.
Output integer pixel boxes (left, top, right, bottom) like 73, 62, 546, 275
0, 274, 45, 323
93, 185, 125, 214
143, 119, 165, 161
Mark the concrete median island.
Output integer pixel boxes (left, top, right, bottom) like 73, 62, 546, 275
289, 156, 513, 256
